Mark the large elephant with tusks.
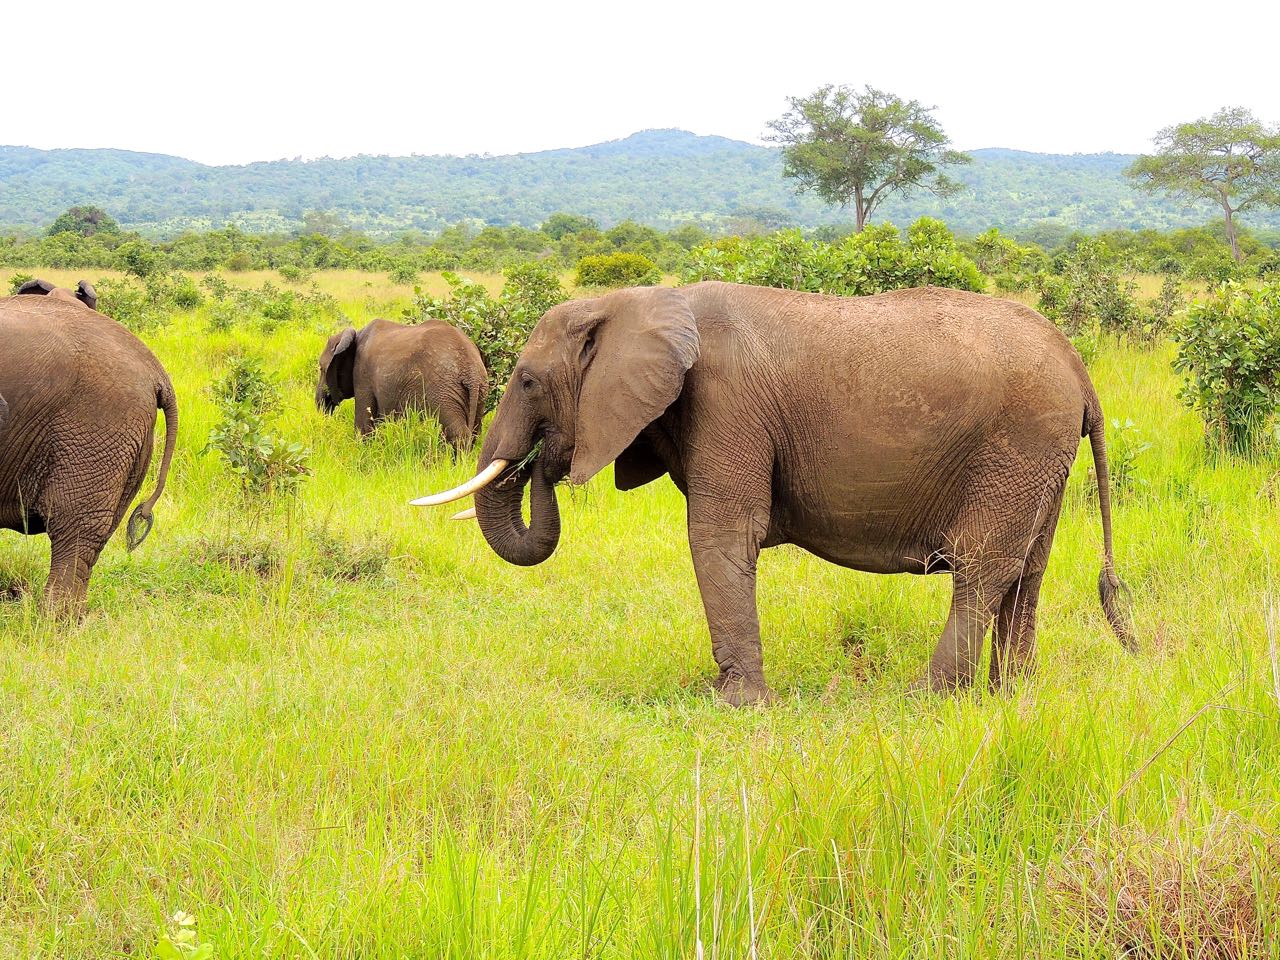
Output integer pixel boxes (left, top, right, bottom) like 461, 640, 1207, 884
416, 281, 1133, 705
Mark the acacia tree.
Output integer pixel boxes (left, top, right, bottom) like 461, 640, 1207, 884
47, 205, 119, 237
766, 85, 970, 232
1127, 107, 1280, 263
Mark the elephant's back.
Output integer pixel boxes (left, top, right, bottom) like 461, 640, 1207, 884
405, 319, 484, 370
0, 296, 163, 417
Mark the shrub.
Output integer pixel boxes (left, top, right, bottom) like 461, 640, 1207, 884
1103, 418, 1152, 499
1140, 273, 1185, 343
575, 252, 662, 288
406, 263, 567, 410
387, 260, 420, 285
1036, 238, 1143, 347
204, 280, 341, 334
7, 273, 34, 294
115, 239, 167, 279
681, 218, 986, 296
277, 264, 313, 283
93, 271, 203, 332
1173, 281, 1280, 455
206, 356, 311, 499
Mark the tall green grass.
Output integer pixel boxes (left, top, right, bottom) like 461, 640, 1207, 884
1, 283, 1277, 957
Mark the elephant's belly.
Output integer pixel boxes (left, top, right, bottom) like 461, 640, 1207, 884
0, 505, 45, 536
769, 470, 962, 575
778, 518, 947, 575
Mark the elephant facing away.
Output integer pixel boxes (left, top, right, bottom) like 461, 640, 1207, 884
316, 318, 488, 448
416, 281, 1134, 705
0, 282, 178, 616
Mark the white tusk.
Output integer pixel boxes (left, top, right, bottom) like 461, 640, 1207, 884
410, 459, 510, 506
451, 507, 477, 521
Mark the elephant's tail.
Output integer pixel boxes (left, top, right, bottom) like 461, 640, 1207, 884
126, 379, 179, 551
1086, 401, 1136, 651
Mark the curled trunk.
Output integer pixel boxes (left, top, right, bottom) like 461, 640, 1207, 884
474, 459, 560, 566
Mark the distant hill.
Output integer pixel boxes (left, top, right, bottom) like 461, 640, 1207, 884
2, 129, 1275, 238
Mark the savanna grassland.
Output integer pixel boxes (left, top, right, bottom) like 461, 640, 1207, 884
2, 268, 1279, 959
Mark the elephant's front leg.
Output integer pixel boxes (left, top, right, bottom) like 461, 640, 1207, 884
355, 384, 378, 436
687, 495, 775, 707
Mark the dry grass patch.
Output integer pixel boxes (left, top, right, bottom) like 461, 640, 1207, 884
1050, 816, 1280, 958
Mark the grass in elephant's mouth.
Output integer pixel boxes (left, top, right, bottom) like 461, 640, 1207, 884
0, 275, 1278, 957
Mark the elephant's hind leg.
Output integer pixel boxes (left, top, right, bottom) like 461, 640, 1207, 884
989, 487, 1064, 689
43, 515, 112, 618
914, 565, 1014, 693
39, 448, 142, 618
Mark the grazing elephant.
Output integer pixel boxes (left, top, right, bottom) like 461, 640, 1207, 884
315, 318, 488, 448
416, 281, 1134, 705
0, 281, 178, 616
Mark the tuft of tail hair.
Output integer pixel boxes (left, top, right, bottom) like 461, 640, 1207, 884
125, 507, 155, 551
1098, 567, 1136, 652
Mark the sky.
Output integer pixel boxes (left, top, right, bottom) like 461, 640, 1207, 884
6, 0, 1278, 166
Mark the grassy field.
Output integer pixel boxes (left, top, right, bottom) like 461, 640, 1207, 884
1, 270, 1279, 957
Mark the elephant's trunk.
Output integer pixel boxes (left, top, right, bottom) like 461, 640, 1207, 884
474, 457, 560, 566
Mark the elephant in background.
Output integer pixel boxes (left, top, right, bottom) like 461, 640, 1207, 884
316, 318, 488, 448
16, 277, 97, 309
416, 281, 1134, 705
0, 281, 177, 615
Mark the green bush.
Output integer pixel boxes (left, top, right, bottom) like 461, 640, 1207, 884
1036, 238, 1143, 347
387, 260, 420, 285
92, 271, 203, 332
115, 239, 167, 279
277, 264, 313, 284
205, 280, 341, 334
681, 218, 986, 296
1173, 281, 1280, 455
406, 263, 567, 410
575, 252, 662, 288
206, 356, 311, 499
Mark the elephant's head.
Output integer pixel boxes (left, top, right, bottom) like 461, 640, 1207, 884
415, 286, 699, 566
316, 326, 357, 413
16, 278, 97, 310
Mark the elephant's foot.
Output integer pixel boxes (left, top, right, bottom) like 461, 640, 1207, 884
906, 670, 970, 697
713, 669, 776, 707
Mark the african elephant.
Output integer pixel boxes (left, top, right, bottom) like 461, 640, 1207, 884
316, 318, 488, 448
0, 281, 177, 616
416, 281, 1133, 705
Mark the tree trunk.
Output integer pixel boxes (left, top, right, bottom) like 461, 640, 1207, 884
1223, 202, 1242, 263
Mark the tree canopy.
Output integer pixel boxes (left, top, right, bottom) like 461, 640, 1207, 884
767, 85, 970, 231
1127, 107, 1280, 262
47, 205, 119, 237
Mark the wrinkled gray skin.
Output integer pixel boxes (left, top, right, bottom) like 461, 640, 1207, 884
316, 318, 487, 448
0, 282, 178, 616
471, 281, 1133, 705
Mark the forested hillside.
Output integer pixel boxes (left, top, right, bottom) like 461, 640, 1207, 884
4, 129, 1277, 237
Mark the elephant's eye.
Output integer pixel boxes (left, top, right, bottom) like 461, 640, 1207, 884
581, 335, 596, 363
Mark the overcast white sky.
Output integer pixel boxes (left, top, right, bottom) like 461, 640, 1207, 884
6, 0, 1277, 166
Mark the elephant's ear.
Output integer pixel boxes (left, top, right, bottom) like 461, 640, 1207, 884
16, 278, 55, 296
324, 327, 358, 401
569, 288, 699, 485
75, 280, 97, 310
